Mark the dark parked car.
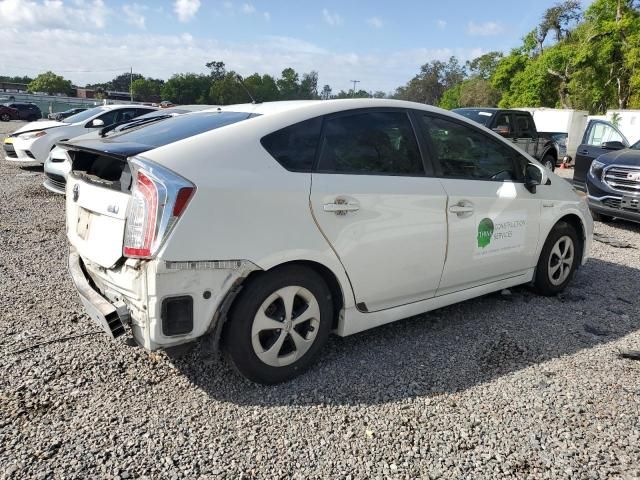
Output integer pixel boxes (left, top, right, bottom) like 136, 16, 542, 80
578, 127, 638, 223
0, 104, 19, 122
453, 108, 559, 170
47, 107, 87, 121
4, 103, 42, 121
573, 119, 629, 191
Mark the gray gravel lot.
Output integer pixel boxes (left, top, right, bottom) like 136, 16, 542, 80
1, 120, 639, 479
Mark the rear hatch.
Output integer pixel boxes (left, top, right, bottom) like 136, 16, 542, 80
65, 145, 134, 268
64, 110, 256, 268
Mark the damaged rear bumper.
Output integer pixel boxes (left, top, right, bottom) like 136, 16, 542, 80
68, 249, 130, 338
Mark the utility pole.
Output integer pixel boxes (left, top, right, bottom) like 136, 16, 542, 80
130, 67, 133, 103
350, 80, 360, 96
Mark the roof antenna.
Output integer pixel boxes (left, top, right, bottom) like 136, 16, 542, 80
235, 74, 260, 104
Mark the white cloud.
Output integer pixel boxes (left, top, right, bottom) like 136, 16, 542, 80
174, 0, 200, 22
263, 11, 271, 21
0, 27, 484, 94
122, 3, 146, 29
366, 17, 383, 29
322, 8, 343, 27
0, 0, 109, 29
436, 19, 447, 29
241, 3, 255, 14
467, 20, 504, 36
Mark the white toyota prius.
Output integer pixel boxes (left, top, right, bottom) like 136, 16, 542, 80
65, 99, 593, 384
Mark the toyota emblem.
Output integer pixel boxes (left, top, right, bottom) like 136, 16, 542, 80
72, 184, 79, 202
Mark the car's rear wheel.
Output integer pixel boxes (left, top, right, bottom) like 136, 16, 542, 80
590, 209, 613, 223
224, 265, 333, 384
542, 154, 556, 171
0, 113, 10, 122
534, 221, 580, 296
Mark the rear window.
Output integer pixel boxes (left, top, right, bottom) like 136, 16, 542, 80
453, 109, 495, 126
107, 111, 253, 148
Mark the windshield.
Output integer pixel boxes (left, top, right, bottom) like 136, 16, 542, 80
64, 106, 108, 123
107, 111, 254, 147
453, 109, 495, 126
632, 139, 640, 150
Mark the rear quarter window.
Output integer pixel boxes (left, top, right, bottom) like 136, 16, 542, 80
260, 117, 323, 172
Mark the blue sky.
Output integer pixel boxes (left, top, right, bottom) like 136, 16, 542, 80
0, 0, 592, 93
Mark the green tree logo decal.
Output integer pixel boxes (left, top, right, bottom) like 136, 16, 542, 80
477, 218, 494, 248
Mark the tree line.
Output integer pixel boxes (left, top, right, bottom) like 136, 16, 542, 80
5, 0, 638, 114
395, 0, 640, 113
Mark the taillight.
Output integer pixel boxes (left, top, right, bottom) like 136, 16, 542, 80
123, 157, 195, 259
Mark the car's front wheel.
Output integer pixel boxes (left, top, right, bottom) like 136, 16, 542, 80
542, 154, 556, 171
534, 221, 581, 295
0, 113, 10, 122
224, 265, 333, 384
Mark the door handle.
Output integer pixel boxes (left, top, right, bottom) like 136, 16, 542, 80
579, 149, 589, 154
449, 201, 474, 216
323, 201, 360, 214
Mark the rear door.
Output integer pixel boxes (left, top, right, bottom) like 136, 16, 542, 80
309, 108, 448, 312
419, 113, 542, 296
573, 120, 629, 190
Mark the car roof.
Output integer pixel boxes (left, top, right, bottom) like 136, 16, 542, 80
100, 104, 157, 111
210, 99, 450, 117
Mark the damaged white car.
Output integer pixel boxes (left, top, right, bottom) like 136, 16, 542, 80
66, 99, 593, 384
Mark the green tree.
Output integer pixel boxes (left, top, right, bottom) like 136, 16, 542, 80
205, 60, 227, 82
161, 73, 211, 104
277, 68, 300, 100
209, 72, 249, 105
466, 52, 504, 80
109, 72, 144, 92
299, 71, 319, 99
131, 78, 163, 102
439, 83, 462, 109
27, 71, 73, 95
394, 57, 465, 105
243, 74, 279, 102
321, 84, 332, 100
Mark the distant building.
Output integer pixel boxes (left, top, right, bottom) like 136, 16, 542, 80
74, 87, 132, 101
0, 82, 28, 93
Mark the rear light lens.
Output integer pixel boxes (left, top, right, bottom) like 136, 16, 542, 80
123, 157, 195, 259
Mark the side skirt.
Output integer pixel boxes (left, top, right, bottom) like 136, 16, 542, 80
335, 268, 535, 337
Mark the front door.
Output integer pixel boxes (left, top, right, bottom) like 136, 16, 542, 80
419, 113, 542, 296
513, 112, 538, 158
573, 120, 629, 190
309, 109, 448, 312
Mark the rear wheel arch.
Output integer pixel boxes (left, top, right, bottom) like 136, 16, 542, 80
242, 260, 345, 329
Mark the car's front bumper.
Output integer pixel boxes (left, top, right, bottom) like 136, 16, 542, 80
43, 153, 71, 194
588, 195, 640, 223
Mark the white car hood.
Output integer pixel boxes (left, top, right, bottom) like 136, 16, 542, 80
13, 120, 68, 135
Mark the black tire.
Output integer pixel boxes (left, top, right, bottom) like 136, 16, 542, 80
0, 113, 10, 122
223, 265, 333, 384
534, 221, 581, 296
542, 154, 556, 171
590, 209, 613, 223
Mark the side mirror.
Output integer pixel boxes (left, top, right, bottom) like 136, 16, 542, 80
525, 164, 543, 194
88, 118, 104, 128
492, 126, 510, 137
601, 141, 626, 150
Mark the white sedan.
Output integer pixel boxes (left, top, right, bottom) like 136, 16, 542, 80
3, 104, 156, 163
65, 99, 593, 384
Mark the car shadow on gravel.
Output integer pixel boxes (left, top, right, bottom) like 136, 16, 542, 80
170, 257, 640, 406
17, 164, 44, 172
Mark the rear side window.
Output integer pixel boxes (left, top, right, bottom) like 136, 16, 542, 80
260, 117, 322, 172
515, 114, 535, 138
317, 111, 424, 175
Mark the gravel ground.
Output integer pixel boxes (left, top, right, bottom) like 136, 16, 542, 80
1, 120, 639, 479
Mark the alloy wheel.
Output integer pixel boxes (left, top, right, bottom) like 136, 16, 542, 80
251, 286, 321, 367
548, 235, 574, 286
